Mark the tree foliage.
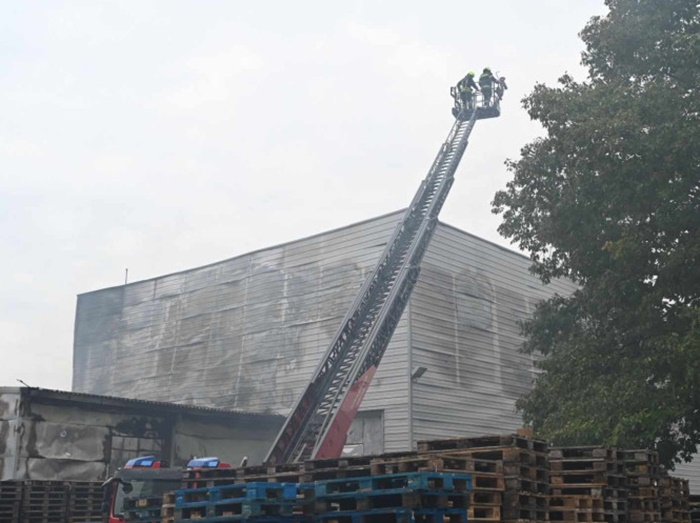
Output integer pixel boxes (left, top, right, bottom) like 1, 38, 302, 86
492, 0, 700, 466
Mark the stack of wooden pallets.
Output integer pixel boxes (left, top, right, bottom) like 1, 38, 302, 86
182, 462, 307, 489
175, 482, 312, 523
368, 453, 474, 477
549, 446, 627, 523
21, 480, 69, 523
313, 471, 471, 523
172, 435, 698, 523
659, 477, 690, 523
66, 481, 103, 523
161, 491, 176, 523
624, 449, 661, 523
301, 456, 377, 485
0, 481, 23, 523
417, 433, 549, 523
181, 452, 476, 520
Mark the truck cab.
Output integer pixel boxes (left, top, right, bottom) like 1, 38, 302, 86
104, 455, 231, 523
105, 456, 182, 523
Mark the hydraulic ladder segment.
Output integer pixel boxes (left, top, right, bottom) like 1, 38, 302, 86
265, 94, 499, 466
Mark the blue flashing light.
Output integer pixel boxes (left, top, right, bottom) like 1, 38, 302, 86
187, 457, 220, 468
125, 455, 157, 468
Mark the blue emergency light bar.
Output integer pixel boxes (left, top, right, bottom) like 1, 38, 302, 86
125, 456, 157, 468
187, 457, 220, 468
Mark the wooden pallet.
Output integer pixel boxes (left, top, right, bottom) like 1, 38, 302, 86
182, 470, 304, 489
316, 506, 467, 523
421, 435, 550, 523
21, 482, 69, 523
551, 460, 625, 474
301, 465, 372, 484
418, 434, 548, 453
469, 503, 501, 521
445, 447, 548, 468
314, 472, 471, 498
551, 472, 626, 488
66, 481, 103, 523
369, 454, 474, 476
176, 483, 303, 522
549, 446, 629, 523
314, 490, 469, 513
660, 476, 691, 523
0, 481, 23, 523
550, 447, 624, 462
305, 455, 378, 471
624, 450, 661, 478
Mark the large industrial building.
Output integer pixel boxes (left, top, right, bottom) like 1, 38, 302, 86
72, 211, 700, 488
72, 210, 576, 452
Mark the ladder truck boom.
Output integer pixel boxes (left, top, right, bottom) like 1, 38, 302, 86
265, 95, 500, 465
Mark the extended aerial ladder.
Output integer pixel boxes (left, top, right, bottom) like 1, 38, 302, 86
265, 92, 501, 465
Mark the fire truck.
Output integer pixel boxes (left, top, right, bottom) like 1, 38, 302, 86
103, 456, 230, 523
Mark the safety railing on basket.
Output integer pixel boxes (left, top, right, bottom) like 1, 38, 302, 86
450, 76, 504, 121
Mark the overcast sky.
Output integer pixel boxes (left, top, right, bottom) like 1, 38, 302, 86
1, 1, 607, 390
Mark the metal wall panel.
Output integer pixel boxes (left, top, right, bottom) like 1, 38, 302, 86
73, 212, 412, 452
409, 224, 579, 443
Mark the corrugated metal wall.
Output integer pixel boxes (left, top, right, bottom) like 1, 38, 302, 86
409, 224, 578, 442
73, 212, 411, 452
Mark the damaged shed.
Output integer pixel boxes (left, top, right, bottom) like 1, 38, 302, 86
0, 387, 283, 481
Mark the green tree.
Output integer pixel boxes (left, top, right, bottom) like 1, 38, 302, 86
492, 0, 700, 467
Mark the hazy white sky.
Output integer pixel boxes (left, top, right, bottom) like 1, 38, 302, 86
1, 1, 607, 390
